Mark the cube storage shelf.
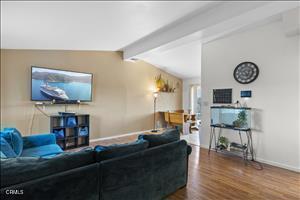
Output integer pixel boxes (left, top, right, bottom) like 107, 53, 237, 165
50, 114, 90, 150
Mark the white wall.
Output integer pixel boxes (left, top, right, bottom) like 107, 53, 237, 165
298, 17, 300, 167
201, 21, 300, 171
183, 78, 201, 111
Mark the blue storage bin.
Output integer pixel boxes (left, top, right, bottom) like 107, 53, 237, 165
66, 117, 77, 127
53, 129, 64, 139
79, 127, 88, 136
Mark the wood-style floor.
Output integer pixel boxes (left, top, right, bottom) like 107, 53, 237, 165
88, 134, 300, 200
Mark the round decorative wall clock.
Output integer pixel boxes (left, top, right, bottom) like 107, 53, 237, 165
233, 62, 259, 84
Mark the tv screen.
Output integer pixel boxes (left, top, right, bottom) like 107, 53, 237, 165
31, 66, 92, 102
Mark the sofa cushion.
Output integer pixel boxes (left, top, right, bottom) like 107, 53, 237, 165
138, 129, 180, 148
94, 139, 149, 162
0, 128, 23, 156
0, 149, 96, 188
0, 137, 17, 158
23, 133, 56, 149
21, 144, 63, 157
0, 151, 7, 159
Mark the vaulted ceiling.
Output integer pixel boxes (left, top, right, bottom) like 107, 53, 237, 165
1, 1, 209, 50
1, 1, 299, 79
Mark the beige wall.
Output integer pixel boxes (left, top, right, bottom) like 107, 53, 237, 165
0, 50, 182, 139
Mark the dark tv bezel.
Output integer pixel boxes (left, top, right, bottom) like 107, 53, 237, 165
31, 66, 93, 103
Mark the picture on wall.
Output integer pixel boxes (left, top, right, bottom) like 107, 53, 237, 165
31, 66, 93, 102
213, 88, 232, 104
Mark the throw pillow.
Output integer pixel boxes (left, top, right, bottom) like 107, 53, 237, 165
94, 139, 149, 162
1, 128, 23, 156
138, 128, 180, 148
0, 137, 17, 158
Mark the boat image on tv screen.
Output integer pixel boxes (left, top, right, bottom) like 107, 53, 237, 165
31, 66, 92, 101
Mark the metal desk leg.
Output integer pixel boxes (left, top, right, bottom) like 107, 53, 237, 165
246, 130, 254, 161
214, 128, 217, 150
248, 130, 254, 161
215, 128, 222, 152
246, 133, 250, 161
238, 130, 246, 160
208, 127, 213, 154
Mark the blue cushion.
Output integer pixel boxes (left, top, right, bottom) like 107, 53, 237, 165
0, 151, 7, 159
138, 128, 180, 148
0, 128, 23, 156
23, 134, 56, 149
21, 144, 63, 157
94, 139, 149, 161
0, 137, 17, 158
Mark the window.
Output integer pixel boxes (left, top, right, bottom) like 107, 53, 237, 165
190, 85, 201, 120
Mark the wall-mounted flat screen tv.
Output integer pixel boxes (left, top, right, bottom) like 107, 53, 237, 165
31, 66, 92, 102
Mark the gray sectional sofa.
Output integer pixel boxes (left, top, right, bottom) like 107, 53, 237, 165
0, 129, 192, 200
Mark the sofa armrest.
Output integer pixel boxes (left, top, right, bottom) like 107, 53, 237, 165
187, 145, 192, 155
23, 134, 56, 149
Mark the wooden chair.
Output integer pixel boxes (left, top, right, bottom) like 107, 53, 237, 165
164, 111, 198, 134
164, 111, 184, 130
169, 112, 184, 126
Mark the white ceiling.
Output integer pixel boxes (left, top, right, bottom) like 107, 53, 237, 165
2, 2, 297, 79
1, 1, 210, 50
128, 2, 298, 79
138, 41, 202, 79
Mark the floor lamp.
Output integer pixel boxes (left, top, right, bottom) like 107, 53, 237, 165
151, 92, 159, 132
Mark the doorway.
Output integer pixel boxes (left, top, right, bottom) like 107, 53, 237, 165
181, 84, 201, 146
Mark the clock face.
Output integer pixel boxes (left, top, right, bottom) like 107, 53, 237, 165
234, 62, 259, 84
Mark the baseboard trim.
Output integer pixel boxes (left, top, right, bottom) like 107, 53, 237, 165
200, 144, 210, 149
90, 129, 152, 143
199, 144, 300, 173
255, 158, 300, 173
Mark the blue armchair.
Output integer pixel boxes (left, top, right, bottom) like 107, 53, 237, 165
0, 128, 63, 158
21, 133, 63, 157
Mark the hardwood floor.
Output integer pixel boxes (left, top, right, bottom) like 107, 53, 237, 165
88, 134, 300, 200
168, 146, 300, 200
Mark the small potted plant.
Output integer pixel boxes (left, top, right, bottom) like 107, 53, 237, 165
233, 110, 248, 128
218, 136, 229, 150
